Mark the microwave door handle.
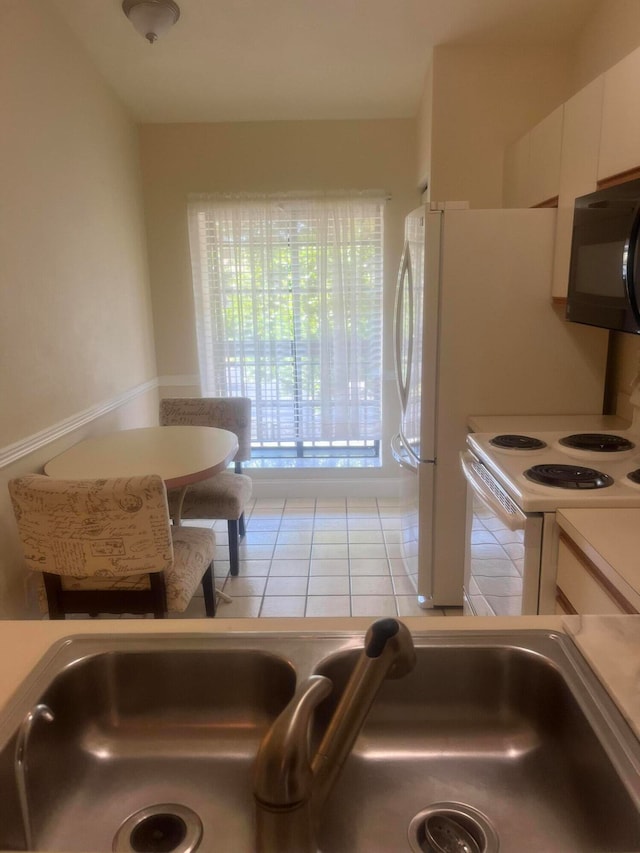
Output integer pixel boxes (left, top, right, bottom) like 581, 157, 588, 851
624, 205, 640, 327
394, 240, 413, 412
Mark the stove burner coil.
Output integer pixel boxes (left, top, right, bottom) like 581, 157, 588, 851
558, 433, 635, 452
524, 464, 614, 489
489, 434, 546, 450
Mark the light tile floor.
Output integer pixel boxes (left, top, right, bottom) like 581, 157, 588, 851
179, 497, 463, 619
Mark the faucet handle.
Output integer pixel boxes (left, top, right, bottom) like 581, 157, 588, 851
253, 675, 332, 809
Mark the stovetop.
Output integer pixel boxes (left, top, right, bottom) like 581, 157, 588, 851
467, 428, 640, 511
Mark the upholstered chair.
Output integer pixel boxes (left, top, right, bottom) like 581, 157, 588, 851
8, 473, 217, 619
159, 397, 252, 576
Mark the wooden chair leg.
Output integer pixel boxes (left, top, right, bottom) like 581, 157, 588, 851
239, 512, 246, 538
43, 573, 65, 620
228, 519, 240, 576
202, 562, 216, 617
150, 573, 167, 618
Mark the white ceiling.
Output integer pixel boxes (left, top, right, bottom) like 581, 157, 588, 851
50, 0, 598, 124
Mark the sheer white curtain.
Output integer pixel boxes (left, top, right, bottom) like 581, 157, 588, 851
187, 193, 384, 444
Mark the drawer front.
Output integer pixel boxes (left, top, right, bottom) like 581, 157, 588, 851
556, 535, 636, 615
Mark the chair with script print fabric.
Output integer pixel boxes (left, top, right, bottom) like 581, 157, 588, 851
159, 397, 252, 577
9, 473, 217, 619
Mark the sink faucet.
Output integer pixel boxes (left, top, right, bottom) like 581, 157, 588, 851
253, 618, 416, 853
14, 703, 55, 851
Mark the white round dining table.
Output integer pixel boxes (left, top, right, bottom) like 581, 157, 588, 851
44, 426, 239, 524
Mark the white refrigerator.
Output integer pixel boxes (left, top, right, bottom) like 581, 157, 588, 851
391, 206, 609, 607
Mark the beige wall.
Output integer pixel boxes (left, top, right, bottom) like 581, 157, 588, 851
416, 62, 433, 195
0, 1, 158, 617
571, 0, 640, 91
607, 334, 640, 422
139, 120, 419, 483
420, 46, 571, 207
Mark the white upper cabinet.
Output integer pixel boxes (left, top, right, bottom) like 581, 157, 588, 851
529, 105, 564, 206
503, 106, 563, 208
598, 45, 640, 181
504, 44, 640, 297
558, 78, 604, 199
551, 77, 604, 298
503, 133, 531, 208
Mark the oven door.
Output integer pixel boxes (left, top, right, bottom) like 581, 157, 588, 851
460, 451, 543, 616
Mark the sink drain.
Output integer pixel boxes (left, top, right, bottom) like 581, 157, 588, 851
113, 804, 202, 853
408, 803, 499, 853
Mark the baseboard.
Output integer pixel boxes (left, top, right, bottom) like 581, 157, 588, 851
252, 476, 404, 499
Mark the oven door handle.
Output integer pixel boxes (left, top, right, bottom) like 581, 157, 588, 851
460, 451, 526, 532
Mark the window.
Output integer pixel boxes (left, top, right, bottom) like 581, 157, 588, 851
187, 193, 385, 463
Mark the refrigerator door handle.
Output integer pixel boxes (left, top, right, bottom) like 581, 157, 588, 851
460, 452, 526, 532
391, 432, 418, 471
393, 239, 413, 413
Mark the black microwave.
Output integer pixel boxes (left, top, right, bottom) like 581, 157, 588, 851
566, 178, 640, 335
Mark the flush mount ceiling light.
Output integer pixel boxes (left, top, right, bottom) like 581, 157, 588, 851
122, 0, 180, 44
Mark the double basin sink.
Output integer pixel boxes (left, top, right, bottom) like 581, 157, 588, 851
0, 628, 638, 852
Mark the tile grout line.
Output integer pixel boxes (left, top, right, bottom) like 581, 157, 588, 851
213, 496, 449, 619
378, 496, 398, 617
258, 498, 284, 617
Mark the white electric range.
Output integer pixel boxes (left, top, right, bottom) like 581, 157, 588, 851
460, 427, 640, 617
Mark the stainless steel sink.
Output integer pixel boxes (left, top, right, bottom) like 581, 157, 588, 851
0, 637, 298, 852
0, 630, 638, 852
312, 634, 640, 852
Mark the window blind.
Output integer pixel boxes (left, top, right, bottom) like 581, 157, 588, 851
187, 194, 384, 444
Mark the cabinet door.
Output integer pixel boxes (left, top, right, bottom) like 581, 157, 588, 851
551, 78, 604, 298
598, 45, 640, 181
503, 132, 530, 208
529, 105, 564, 207
556, 537, 634, 615
503, 108, 563, 209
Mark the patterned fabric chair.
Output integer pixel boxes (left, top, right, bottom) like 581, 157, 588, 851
159, 398, 252, 577
8, 473, 217, 619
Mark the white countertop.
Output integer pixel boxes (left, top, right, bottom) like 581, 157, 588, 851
563, 614, 640, 740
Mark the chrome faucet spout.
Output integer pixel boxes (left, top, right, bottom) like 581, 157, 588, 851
254, 674, 332, 809
253, 618, 416, 853
311, 617, 416, 813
